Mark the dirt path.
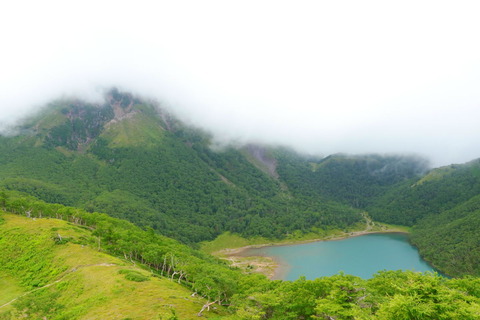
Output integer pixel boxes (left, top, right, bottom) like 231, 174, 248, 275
0, 263, 117, 309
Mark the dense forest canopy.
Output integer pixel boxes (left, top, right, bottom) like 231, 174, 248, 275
0, 90, 478, 274
1, 193, 480, 319
1, 90, 371, 243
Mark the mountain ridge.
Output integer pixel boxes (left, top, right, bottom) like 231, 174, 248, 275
0, 89, 479, 277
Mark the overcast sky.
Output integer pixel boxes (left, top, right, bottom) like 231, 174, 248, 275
1, 1, 480, 167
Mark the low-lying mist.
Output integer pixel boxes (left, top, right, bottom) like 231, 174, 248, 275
1, 1, 480, 167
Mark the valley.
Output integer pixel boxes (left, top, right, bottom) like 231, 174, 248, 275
0, 90, 479, 318
206, 214, 410, 279
242, 233, 437, 281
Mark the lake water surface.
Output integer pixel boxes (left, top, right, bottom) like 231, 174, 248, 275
243, 233, 437, 280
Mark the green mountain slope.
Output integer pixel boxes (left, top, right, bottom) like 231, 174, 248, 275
410, 194, 480, 277
360, 160, 480, 276
0, 213, 224, 319
275, 151, 429, 208
368, 160, 480, 226
1, 89, 480, 278
1, 194, 480, 319
0, 90, 362, 243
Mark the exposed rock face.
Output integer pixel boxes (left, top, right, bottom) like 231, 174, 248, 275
105, 89, 176, 133
158, 110, 173, 132
41, 88, 143, 151
245, 144, 279, 179
44, 102, 114, 151
105, 89, 137, 126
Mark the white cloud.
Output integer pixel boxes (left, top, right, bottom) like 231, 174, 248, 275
1, 0, 480, 166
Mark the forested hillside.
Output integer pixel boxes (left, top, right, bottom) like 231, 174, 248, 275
363, 161, 480, 276
0, 211, 223, 319
2, 193, 480, 319
275, 151, 429, 208
368, 160, 480, 226
0, 89, 365, 243
410, 194, 480, 277
0, 89, 479, 279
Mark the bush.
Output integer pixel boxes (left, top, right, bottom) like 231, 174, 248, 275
118, 269, 150, 282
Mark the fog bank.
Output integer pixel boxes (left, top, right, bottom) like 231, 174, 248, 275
1, 1, 480, 167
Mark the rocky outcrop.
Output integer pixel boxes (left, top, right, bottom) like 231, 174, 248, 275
105, 89, 138, 126
245, 144, 279, 179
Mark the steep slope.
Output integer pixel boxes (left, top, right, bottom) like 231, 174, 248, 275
410, 194, 480, 277
0, 213, 225, 319
2, 194, 480, 320
368, 159, 480, 226
0, 90, 362, 243
275, 150, 429, 208
2, 89, 480, 277
359, 160, 480, 276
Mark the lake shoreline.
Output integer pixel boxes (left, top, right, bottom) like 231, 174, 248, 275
220, 229, 410, 256
219, 229, 410, 279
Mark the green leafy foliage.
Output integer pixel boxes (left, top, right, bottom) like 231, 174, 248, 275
0, 213, 68, 289
0, 210, 228, 319
1, 88, 480, 284
0, 94, 362, 244
410, 195, 480, 277
368, 160, 480, 226
361, 160, 480, 276
230, 271, 480, 320
0, 192, 245, 304
276, 151, 429, 208
1, 195, 480, 319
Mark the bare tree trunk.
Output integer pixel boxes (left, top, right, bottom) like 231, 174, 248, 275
178, 272, 185, 283
197, 300, 218, 317
161, 256, 167, 277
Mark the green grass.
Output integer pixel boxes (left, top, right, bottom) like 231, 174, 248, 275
200, 232, 271, 254
201, 221, 411, 255
200, 229, 345, 255
0, 213, 225, 319
118, 269, 150, 282
370, 222, 411, 233
0, 274, 24, 311
101, 112, 164, 148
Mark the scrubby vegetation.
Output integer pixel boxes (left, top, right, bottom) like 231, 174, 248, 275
0, 194, 480, 319
1, 90, 480, 318
1, 196, 480, 319
0, 91, 364, 244
0, 210, 226, 319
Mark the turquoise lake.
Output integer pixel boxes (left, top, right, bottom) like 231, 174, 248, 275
243, 233, 437, 280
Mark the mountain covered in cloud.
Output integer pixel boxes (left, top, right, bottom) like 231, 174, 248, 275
0, 90, 423, 241
2, 2, 480, 318
2, 2, 480, 167
0, 89, 479, 277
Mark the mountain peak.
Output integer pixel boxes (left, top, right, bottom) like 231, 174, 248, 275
11, 88, 172, 151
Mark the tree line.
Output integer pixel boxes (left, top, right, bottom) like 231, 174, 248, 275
2, 191, 480, 319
